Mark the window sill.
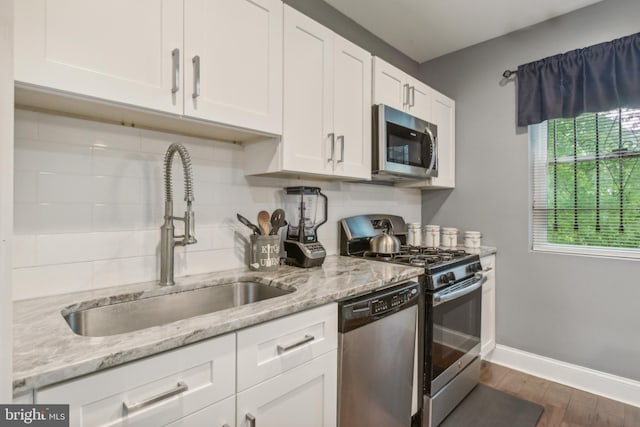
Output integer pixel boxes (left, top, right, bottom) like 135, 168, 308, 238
532, 244, 640, 260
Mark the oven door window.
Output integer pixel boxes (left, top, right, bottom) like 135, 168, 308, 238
431, 286, 481, 380
386, 122, 430, 168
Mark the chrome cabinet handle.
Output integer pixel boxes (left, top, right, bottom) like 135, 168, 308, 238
337, 135, 345, 163
192, 55, 200, 99
246, 413, 256, 427
223, 424, 230, 427
403, 84, 410, 107
122, 381, 188, 415
410, 86, 416, 107
277, 334, 315, 354
171, 48, 180, 94
328, 133, 335, 163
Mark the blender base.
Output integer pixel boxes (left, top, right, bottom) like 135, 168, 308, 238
284, 240, 326, 268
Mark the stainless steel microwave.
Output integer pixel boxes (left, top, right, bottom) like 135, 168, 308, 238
372, 104, 438, 181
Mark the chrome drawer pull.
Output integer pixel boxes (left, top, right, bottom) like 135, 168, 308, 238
122, 381, 188, 415
246, 413, 256, 427
277, 334, 315, 354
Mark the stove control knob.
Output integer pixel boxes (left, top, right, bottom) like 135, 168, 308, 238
468, 262, 482, 273
439, 274, 450, 285
447, 272, 456, 282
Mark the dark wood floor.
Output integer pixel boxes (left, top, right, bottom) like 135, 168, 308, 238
480, 361, 640, 427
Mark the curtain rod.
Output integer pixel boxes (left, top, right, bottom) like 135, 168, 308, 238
502, 69, 517, 78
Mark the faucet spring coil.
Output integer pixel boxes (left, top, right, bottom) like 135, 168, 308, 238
163, 143, 195, 203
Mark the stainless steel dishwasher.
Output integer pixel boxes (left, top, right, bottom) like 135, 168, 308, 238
338, 280, 420, 427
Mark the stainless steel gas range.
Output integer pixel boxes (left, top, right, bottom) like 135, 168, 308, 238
339, 214, 486, 427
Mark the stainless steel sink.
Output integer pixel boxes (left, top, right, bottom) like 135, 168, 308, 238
63, 281, 294, 337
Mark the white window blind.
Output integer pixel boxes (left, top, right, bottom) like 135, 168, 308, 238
530, 108, 640, 258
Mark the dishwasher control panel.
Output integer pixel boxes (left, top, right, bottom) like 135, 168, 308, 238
372, 287, 416, 315
339, 281, 421, 332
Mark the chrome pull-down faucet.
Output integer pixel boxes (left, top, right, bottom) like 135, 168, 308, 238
160, 143, 197, 286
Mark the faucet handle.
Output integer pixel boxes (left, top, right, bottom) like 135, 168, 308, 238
184, 209, 197, 245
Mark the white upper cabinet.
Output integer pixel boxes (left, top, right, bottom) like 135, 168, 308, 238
184, 0, 283, 134
429, 89, 455, 188
372, 56, 431, 121
246, 5, 371, 180
332, 34, 372, 179
281, 6, 334, 176
375, 57, 456, 189
14, 0, 283, 136
15, 0, 184, 114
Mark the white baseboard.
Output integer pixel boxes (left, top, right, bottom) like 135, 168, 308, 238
485, 344, 640, 408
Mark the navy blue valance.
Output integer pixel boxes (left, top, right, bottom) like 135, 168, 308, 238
517, 32, 640, 127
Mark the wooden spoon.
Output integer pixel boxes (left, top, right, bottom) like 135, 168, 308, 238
257, 210, 271, 235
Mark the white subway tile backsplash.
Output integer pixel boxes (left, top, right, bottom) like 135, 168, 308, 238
12, 262, 94, 300
13, 110, 422, 300
14, 139, 93, 174
92, 175, 144, 204
14, 171, 37, 203
36, 233, 97, 265
92, 257, 150, 289
92, 147, 160, 178
92, 203, 152, 231
12, 235, 37, 268
39, 113, 141, 151
13, 203, 42, 234
37, 203, 94, 233
37, 172, 94, 204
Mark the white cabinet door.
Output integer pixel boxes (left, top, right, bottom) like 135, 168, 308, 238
372, 56, 407, 111
236, 350, 337, 427
282, 5, 334, 175
15, 0, 183, 114
480, 255, 496, 358
332, 35, 371, 180
184, 0, 283, 135
407, 79, 431, 122
430, 89, 455, 188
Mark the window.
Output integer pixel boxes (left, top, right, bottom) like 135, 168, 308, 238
530, 108, 640, 258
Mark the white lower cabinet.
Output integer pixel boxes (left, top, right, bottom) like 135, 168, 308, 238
35, 333, 236, 427
480, 255, 496, 358
33, 304, 338, 427
237, 350, 338, 427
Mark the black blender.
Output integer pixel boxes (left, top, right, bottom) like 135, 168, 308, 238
283, 186, 327, 267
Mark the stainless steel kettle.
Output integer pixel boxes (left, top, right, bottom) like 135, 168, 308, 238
369, 230, 401, 254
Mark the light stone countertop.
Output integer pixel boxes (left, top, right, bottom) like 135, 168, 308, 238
13, 255, 424, 395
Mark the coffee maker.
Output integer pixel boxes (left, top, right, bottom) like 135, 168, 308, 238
283, 186, 327, 268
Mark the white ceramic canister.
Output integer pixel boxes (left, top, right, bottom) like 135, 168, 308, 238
407, 223, 422, 246
464, 231, 482, 249
440, 227, 458, 248
423, 225, 440, 248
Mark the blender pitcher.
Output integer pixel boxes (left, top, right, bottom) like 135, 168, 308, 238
283, 186, 328, 267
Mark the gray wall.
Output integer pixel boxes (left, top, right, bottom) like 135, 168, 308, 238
0, 0, 13, 401
419, 0, 640, 381
283, 0, 419, 77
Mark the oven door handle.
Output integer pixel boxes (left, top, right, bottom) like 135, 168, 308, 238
433, 273, 486, 307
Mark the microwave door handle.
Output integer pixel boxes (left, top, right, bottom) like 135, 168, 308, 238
433, 273, 486, 307
425, 127, 437, 176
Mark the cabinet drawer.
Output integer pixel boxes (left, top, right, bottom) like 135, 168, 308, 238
36, 334, 235, 427
165, 395, 235, 427
237, 303, 338, 391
